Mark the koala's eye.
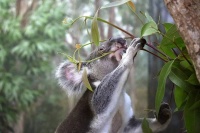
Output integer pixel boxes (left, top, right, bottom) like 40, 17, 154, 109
99, 46, 105, 51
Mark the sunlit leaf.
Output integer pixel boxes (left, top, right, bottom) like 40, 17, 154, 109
82, 68, 93, 92
142, 118, 153, 133
155, 60, 175, 114
100, 0, 130, 9
91, 10, 100, 46
160, 24, 185, 48
141, 21, 158, 37
145, 13, 154, 22
127, 1, 136, 12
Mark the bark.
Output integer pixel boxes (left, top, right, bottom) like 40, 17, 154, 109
21, 0, 38, 27
107, 7, 115, 38
13, 112, 25, 133
164, 0, 200, 82
95, 0, 105, 40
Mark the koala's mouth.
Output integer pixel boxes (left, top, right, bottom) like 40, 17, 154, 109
109, 43, 127, 62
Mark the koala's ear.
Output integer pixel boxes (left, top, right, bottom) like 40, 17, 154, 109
55, 61, 84, 96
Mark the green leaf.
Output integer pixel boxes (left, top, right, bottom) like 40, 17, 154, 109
174, 86, 188, 109
158, 46, 176, 59
91, 10, 100, 46
100, 0, 130, 9
163, 23, 174, 32
82, 68, 93, 92
161, 37, 185, 48
160, 24, 185, 48
184, 90, 200, 133
141, 21, 158, 37
190, 100, 200, 111
169, 68, 195, 92
186, 74, 200, 85
144, 13, 154, 22
180, 60, 194, 72
142, 118, 153, 133
155, 60, 175, 114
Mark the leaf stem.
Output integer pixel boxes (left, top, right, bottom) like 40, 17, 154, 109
70, 16, 135, 38
146, 43, 170, 60
159, 31, 192, 65
142, 49, 167, 62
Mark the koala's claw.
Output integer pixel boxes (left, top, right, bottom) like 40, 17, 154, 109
157, 103, 172, 125
129, 38, 146, 49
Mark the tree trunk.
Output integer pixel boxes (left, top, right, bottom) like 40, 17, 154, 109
164, 0, 200, 82
13, 112, 25, 133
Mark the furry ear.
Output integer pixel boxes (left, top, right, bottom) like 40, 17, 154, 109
55, 61, 85, 96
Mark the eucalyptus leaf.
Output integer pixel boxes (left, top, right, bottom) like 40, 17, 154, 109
184, 90, 200, 133
91, 10, 100, 46
180, 60, 194, 72
160, 24, 185, 49
158, 46, 176, 59
174, 86, 188, 109
160, 37, 185, 48
100, 0, 130, 9
141, 21, 158, 37
155, 60, 175, 114
142, 118, 153, 133
169, 68, 195, 92
82, 68, 93, 92
145, 13, 154, 22
163, 23, 174, 32
186, 74, 200, 85
190, 100, 200, 111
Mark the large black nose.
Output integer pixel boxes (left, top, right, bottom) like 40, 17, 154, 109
109, 37, 126, 45
117, 38, 126, 45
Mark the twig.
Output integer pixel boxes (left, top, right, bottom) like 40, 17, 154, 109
142, 49, 167, 62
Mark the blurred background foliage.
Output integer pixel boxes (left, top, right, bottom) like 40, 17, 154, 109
0, 0, 67, 132
0, 0, 182, 133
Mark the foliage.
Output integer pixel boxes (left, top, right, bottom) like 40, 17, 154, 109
0, 0, 66, 131
63, 0, 200, 133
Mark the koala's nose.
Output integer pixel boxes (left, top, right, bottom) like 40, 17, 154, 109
117, 38, 126, 45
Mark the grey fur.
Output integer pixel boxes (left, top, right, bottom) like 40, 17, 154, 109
55, 37, 172, 133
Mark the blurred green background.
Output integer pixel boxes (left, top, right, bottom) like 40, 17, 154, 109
0, 0, 182, 133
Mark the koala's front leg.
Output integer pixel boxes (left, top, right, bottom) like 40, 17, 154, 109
90, 38, 144, 132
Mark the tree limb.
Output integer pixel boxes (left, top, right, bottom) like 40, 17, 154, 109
164, 0, 200, 82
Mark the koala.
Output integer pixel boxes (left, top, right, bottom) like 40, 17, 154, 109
55, 37, 172, 133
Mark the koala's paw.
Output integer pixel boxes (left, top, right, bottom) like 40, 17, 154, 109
157, 103, 172, 125
129, 38, 146, 49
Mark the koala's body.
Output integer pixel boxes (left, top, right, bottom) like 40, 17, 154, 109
55, 37, 171, 133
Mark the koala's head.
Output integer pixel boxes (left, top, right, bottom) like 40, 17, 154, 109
86, 37, 127, 81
